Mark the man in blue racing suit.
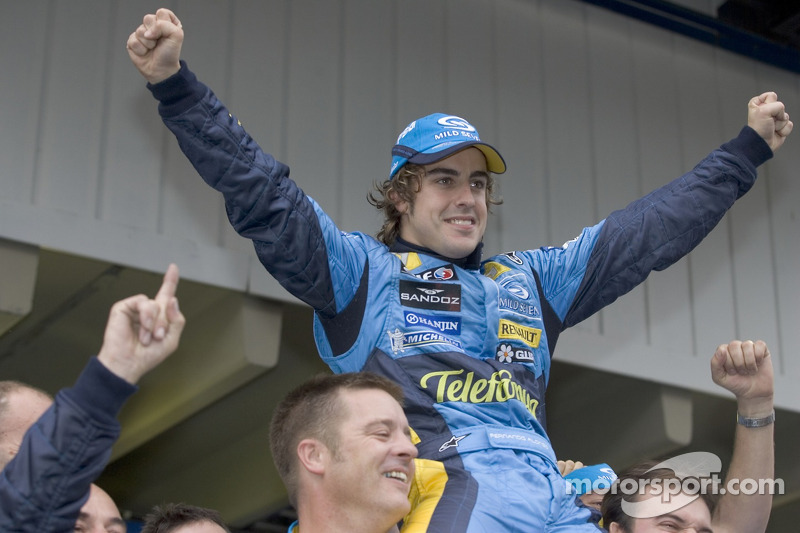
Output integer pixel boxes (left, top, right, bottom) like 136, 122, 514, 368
127, 9, 792, 532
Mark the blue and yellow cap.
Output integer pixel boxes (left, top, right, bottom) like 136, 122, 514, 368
390, 113, 506, 179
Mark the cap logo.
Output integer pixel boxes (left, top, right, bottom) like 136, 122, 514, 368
437, 116, 476, 132
397, 120, 417, 143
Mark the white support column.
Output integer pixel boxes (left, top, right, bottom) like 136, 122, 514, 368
0, 239, 38, 336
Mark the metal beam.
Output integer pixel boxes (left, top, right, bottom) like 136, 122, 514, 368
577, 0, 800, 74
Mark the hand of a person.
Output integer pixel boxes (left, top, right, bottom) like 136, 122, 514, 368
557, 459, 584, 477
710, 340, 774, 417
97, 264, 185, 384
126, 8, 184, 84
747, 92, 793, 153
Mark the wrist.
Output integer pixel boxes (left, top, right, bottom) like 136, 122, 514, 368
97, 350, 143, 385
147, 64, 181, 85
736, 396, 774, 418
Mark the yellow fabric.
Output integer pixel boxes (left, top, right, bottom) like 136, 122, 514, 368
409, 426, 421, 445
401, 458, 449, 532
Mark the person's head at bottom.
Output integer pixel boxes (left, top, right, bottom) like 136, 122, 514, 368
0, 382, 125, 533
270, 372, 418, 532
73, 485, 126, 533
602, 462, 714, 533
141, 502, 230, 533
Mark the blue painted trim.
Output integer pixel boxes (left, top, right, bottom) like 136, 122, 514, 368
578, 0, 800, 74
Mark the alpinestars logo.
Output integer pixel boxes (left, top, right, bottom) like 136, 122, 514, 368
439, 434, 469, 452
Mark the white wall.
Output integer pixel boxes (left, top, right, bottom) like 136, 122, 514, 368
1, 0, 798, 408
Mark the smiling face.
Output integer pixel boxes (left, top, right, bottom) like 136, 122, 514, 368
322, 388, 417, 527
396, 147, 490, 259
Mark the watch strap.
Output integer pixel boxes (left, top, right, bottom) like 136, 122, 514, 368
737, 410, 775, 428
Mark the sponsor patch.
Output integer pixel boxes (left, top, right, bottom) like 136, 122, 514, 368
400, 280, 461, 311
482, 261, 510, 280
498, 319, 541, 348
502, 281, 530, 300
419, 367, 540, 419
407, 264, 458, 281
387, 328, 462, 353
405, 311, 461, 335
498, 296, 540, 318
496, 343, 536, 363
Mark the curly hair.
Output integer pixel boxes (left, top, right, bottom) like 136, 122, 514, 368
367, 163, 503, 246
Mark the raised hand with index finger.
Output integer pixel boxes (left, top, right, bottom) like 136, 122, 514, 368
97, 263, 186, 385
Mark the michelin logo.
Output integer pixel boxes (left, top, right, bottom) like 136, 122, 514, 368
405, 311, 461, 335
387, 328, 462, 353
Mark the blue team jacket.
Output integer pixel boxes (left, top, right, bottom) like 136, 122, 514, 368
0, 358, 135, 533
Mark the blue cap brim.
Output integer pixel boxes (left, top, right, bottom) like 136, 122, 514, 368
390, 141, 506, 179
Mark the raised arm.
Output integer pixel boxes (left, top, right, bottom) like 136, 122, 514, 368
710, 340, 775, 533
127, 9, 369, 324
556, 93, 790, 329
0, 265, 185, 532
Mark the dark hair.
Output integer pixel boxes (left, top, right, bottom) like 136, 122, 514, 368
268, 372, 404, 506
141, 503, 230, 533
368, 163, 502, 245
601, 460, 717, 532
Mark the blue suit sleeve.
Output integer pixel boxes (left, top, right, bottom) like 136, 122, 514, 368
0, 358, 136, 532
148, 62, 366, 318
563, 126, 772, 327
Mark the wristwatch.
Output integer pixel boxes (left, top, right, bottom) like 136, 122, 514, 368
737, 410, 775, 428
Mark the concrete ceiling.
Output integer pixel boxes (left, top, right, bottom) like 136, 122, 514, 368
1, 246, 798, 532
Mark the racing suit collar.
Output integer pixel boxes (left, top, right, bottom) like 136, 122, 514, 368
391, 237, 483, 270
